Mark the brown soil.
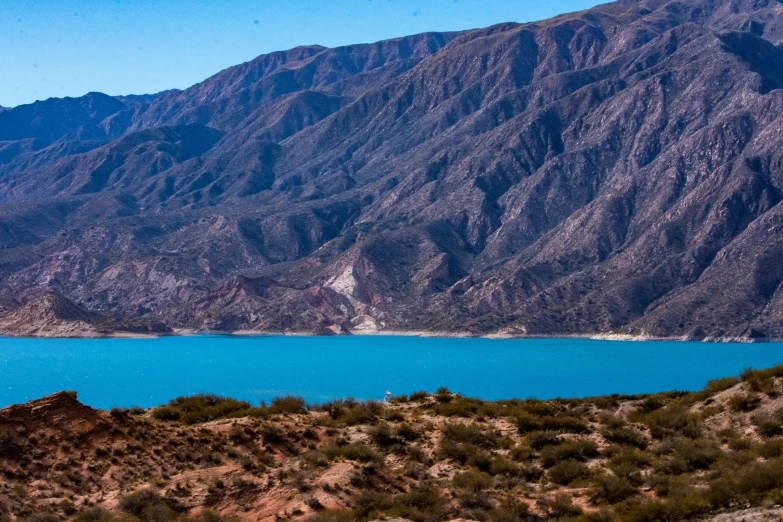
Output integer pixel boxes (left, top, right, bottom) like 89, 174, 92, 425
4, 374, 783, 522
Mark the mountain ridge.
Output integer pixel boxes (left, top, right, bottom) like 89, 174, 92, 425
1, 0, 783, 339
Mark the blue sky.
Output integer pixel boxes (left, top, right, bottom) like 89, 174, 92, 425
1, 0, 604, 108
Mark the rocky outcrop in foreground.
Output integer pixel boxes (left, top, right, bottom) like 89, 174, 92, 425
1, 0, 783, 339
6, 366, 783, 521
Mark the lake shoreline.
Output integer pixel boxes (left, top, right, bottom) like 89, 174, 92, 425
0, 327, 774, 343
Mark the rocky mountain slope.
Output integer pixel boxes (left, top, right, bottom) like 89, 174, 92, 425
1, 0, 783, 338
0, 292, 169, 337
6, 366, 783, 521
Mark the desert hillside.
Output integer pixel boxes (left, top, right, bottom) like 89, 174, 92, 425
6, 367, 783, 521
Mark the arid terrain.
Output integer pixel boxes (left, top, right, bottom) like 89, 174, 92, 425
1, 0, 783, 339
7, 367, 783, 521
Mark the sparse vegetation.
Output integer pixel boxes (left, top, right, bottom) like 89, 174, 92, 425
153, 394, 257, 424
8, 366, 783, 521
727, 392, 761, 412
269, 395, 308, 415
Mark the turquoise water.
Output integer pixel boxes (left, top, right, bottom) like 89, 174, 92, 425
2, 335, 783, 409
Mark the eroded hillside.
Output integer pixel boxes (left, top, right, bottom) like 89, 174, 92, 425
7, 367, 783, 521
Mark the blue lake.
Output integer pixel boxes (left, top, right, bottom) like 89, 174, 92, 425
2, 335, 783, 409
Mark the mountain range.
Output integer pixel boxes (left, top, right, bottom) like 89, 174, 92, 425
1, 0, 783, 339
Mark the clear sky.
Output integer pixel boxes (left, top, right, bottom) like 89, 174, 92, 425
1, 0, 604, 108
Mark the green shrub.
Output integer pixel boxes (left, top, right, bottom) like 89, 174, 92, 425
395, 423, 420, 441
526, 430, 560, 449
728, 436, 753, 451
369, 422, 400, 447
321, 442, 381, 463
269, 395, 307, 414
350, 486, 446, 522
707, 457, 783, 507
489, 497, 530, 522
438, 438, 477, 464
409, 391, 429, 401
540, 439, 599, 467
610, 461, 645, 487
613, 498, 668, 522
57, 498, 76, 516
431, 396, 485, 417
544, 415, 590, 433
125, 405, 144, 416
458, 489, 493, 511
244, 406, 271, 419
301, 449, 330, 469
602, 426, 647, 449
118, 489, 176, 521
306, 510, 354, 522
260, 424, 285, 444
394, 485, 448, 522
538, 492, 582, 518
741, 365, 783, 383
434, 387, 453, 402
759, 438, 783, 459
509, 445, 533, 462
516, 412, 589, 434
467, 449, 494, 472
488, 455, 520, 477
671, 438, 720, 470
441, 422, 499, 448
652, 455, 689, 476
452, 470, 493, 492
590, 396, 620, 410
151, 394, 252, 424
73, 507, 139, 522
663, 485, 709, 520
644, 405, 701, 439
637, 396, 665, 415
151, 405, 180, 422
577, 508, 616, 522
342, 401, 383, 426
476, 402, 507, 419
302, 426, 319, 440
692, 377, 740, 402
383, 409, 406, 422
110, 407, 129, 419
519, 464, 544, 482
520, 400, 557, 417
389, 394, 409, 404
315, 399, 382, 426
608, 448, 651, 469
589, 473, 638, 503
515, 412, 541, 433
316, 399, 346, 419
727, 393, 761, 412
548, 459, 590, 485
598, 413, 626, 429
708, 450, 756, 477
349, 490, 394, 520
753, 414, 783, 437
